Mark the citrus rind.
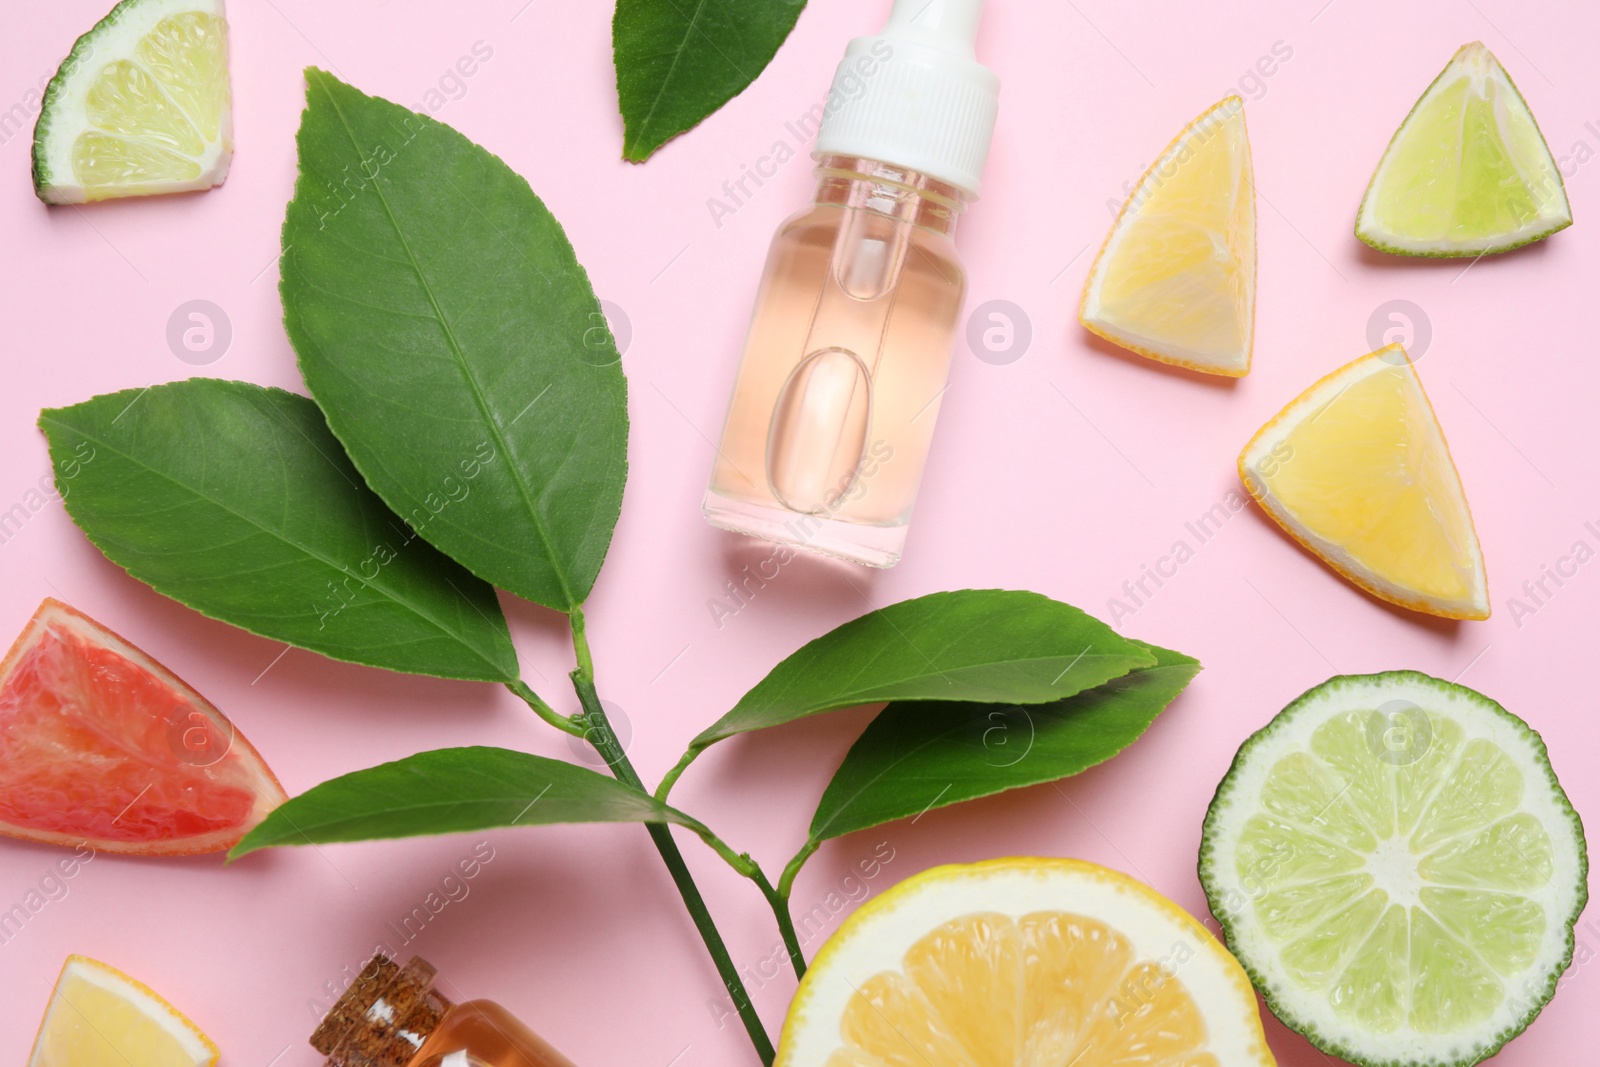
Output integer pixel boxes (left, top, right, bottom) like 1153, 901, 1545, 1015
1200, 671, 1587, 1067
32, 0, 232, 204
1081, 95, 1257, 377
778, 856, 1276, 1067
1356, 42, 1571, 257
1238, 345, 1489, 620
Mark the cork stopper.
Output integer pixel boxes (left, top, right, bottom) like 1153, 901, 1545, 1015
310, 955, 453, 1067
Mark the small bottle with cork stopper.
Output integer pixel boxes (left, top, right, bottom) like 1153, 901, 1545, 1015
310, 954, 579, 1067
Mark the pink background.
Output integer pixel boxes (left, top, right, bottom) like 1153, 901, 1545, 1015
1, 0, 1596, 1062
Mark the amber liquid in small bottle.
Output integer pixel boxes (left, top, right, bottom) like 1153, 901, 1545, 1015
704, 155, 967, 568
310, 954, 578, 1067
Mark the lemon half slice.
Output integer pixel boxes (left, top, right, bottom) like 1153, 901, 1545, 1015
1239, 345, 1488, 620
1081, 95, 1256, 377
32, 0, 232, 204
28, 955, 218, 1067
777, 857, 1276, 1067
1357, 42, 1570, 256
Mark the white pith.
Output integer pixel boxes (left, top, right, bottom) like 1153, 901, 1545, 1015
1203, 675, 1586, 1067
35, 0, 231, 203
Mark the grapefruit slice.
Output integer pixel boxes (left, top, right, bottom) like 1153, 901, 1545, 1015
0, 598, 284, 855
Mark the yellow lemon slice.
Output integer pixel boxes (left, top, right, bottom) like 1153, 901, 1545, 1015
1238, 345, 1488, 620
1081, 95, 1256, 377
776, 857, 1277, 1067
27, 955, 218, 1067
32, 0, 232, 204
1357, 43, 1571, 257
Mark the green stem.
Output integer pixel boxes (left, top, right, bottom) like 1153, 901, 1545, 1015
567, 608, 776, 1065
506, 679, 585, 737
752, 866, 807, 979
655, 746, 699, 802
779, 839, 821, 901
667, 819, 807, 982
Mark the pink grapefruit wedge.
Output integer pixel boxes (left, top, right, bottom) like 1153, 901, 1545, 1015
0, 599, 284, 856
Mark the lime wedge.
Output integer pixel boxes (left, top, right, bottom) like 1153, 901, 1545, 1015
32, 0, 232, 204
1357, 42, 1570, 256
1201, 672, 1587, 1067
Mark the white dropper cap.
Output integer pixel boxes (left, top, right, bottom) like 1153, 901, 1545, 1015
813, 0, 1000, 198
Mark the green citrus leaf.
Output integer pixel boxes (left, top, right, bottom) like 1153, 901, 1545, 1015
614, 0, 806, 161
232, 747, 692, 857
692, 590, 1155, 752
807, 642, 1201, 845
39, 380, 518, 683
281, 69, 627, 612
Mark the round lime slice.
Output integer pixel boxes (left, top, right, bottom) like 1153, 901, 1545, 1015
32, 0, 232, 204
1201, 671, 1586, 1067
1356, 42, 1571, 257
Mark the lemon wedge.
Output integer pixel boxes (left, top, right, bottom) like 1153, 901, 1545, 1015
1081, 95, 1256, 377
27, 955, 218, 1067
1239, 346, 1488, 619
776, 857, 1276, 1067
32, 0, 232, 204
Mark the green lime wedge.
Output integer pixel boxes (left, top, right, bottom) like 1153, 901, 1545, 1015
1201, 671, 1587, 1067
33, 0, 232, 205
1356, 42, 1571, 256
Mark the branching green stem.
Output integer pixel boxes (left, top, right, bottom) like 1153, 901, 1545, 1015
506, 678, 585, 737
565, 607, 775, 1065
779, 840, 820, 901
752, 866, 808, 979
655, 746, 699, 802
669, 820, 809, 982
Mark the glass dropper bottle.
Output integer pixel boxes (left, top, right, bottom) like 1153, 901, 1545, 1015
310, 954, 578, 1067
703, 0, 1001, 568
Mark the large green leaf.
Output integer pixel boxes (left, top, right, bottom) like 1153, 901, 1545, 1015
613, 0, 806, 161
281, 70, 628, 613
806, 643, 1201, 846
39, 380, 518, 682
232, 747, 692, 857
692, 590, 1155, 751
